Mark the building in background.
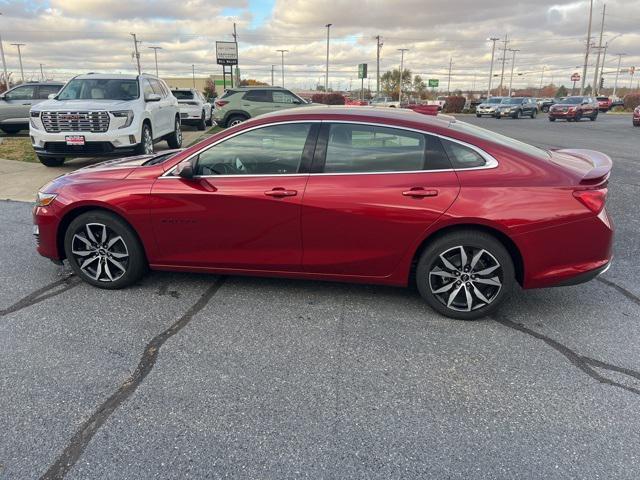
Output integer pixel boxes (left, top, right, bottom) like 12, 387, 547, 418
163, 75, 226, 93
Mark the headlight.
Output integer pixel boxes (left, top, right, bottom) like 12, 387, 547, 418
111, 110, 134, 128
35, 192, 57, 207
30, 111, 40, 118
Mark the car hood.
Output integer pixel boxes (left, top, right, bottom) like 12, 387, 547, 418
33, 99, 138, 111
63, 150, 181, 180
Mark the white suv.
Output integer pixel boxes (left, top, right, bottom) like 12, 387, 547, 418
30, 73, 182, 167
171, 88, 213, 130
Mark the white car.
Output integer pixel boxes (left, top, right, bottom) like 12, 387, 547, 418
30, 73, 182, 167
171, 88, 213, 130
369, 96, 400, 108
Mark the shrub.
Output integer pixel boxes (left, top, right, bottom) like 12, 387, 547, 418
443, 96, 465, 114
311, 92, 346, 105
623, 94, 640, 111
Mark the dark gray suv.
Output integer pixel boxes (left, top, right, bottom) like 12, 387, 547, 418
495, 97, 538, 119
0, 82, 64, 134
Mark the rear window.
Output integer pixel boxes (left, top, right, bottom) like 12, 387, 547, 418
172, 90, 194, 100
220, 89, 239, 99
450, 121, 550, 160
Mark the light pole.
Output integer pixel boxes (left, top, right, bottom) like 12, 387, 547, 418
613, 53, 626, 98
447, 57, 453, 96
580, 0, 594, 95
375, 35, 382, 98
487, 37, 499, 98
0, 13, 10, 90
130, 33, 141, 75
40, 63, 44, 81
192, 64, 195, 88
10, 43, 24, 82
507, 48, 519, 96
592, 4, 605, 95
397, 48, 408, 104
325, 23, 332, 92
148, 46, 162, 77
271, 64, 275, 86
538, 65, 546, 97
276, 49, 288, 88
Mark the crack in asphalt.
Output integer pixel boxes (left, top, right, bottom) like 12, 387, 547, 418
39, 276, 227, 480
493, 315, 640, 397
0, 275, 80, 317
597, 277, 640, 307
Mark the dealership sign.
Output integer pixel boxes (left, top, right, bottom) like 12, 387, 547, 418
428, 79, 439, 87
216, 41, 238, 65
358, 63, 368, 79
570, 73, 581, 82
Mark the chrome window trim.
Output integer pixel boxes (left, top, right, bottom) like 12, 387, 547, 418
160, 119, 499, 179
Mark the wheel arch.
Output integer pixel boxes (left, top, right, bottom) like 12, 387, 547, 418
410, 223, 525, 287
222, 110, 250, 126
56, 204, 149, 263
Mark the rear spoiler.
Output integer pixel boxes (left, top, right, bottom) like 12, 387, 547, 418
553, 149, 613, 184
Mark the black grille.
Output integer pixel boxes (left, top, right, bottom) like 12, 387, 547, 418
44, 142, 115, 155
41, 111, 110, 133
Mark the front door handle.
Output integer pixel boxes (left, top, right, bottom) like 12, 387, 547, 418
265, 187, 297, 197
402, 187, 438, 198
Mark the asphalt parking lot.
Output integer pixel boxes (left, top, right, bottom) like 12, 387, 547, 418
1, 113, 639, 479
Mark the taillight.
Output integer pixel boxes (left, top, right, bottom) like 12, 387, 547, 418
215, 100, 228, 108
573, 188, 607, 213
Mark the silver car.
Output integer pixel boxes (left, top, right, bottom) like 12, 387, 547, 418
0, 82, 63, 134
475, 97, 504, 117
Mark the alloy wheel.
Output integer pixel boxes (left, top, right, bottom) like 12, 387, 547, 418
175, 120, 182, 145
71, 223, 129, 282
143, 127, 153, 154
428, 245, 503, 312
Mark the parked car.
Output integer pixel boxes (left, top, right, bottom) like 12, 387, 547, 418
539, 98, 557, 113
475, 97, 503, 117
33, 106, 613, 320
403, 103, 439, 116
548, 96, 599, 122
495, 97, 538, 119
369, 96, 401, 108
596, 96, 612, 112
171, 88, 213, 130
0, 82, 63, 134
213, 86, 309, 128
610, 98, 624, 109
633, 105, 640, 126
30, 73, 182, 167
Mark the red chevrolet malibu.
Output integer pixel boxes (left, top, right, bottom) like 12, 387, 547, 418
33, 107, 613, 320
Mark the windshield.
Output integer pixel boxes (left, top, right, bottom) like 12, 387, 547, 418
500, 97, 523, 105
172, 90, 194, 100
57, 79, 139, 101
562, 97, 583, 104
451, 121, 550, 160
486, 97, 502, 104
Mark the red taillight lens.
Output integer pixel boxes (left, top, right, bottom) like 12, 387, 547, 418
573, 188, 607, 213
214, 100, 228, 108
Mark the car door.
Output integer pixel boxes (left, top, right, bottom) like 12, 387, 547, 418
142, 78, 163, 137
149, 121, 318, 271
271, 90, 304, 111
241, 89, 275, 117
0, 84, 36, 124
34, 84, 62, 106
150, 79, 172, 135
301, 122, 460, 277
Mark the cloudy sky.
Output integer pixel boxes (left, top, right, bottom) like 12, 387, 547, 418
1, 0, 639, 92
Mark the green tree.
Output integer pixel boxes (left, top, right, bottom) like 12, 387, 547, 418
381, 68, 412, 100
413, 75, 427, 99
556, 85, 568, 97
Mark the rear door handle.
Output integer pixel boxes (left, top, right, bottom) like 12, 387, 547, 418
402, 187, 438, 198
265, 187, 297, 197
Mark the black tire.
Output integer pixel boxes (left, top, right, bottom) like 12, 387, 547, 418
0, 125, 24, 134
64, 210, 147, 289
134, 122, 153, 155
513, 109, 521, 119
548, 117, 556, 122
575, 112, 582, 122
476, 114, 481, 118
166, 116, 183, 148
416, 230, 514, 320
531, 109, 537, 118
542, 106, 549, 113
226, 114, 247, 128
38, 156, 65, 167
197, 111, 206, 130
206, 112, 213, 126
590, 112, 598, 121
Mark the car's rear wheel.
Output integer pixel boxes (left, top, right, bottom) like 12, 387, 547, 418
542, 106, 549, 113
416, 230, 514, 320
166, 117, 182, 148
37, 156, 65, 167
197, 110, 206, 130
226, 115, 247, 127
0, 125, 24, 134
64, 211, 147, 289
135, 122, 153, 155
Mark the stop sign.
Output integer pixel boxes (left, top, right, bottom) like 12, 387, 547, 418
571, 73, 581, 82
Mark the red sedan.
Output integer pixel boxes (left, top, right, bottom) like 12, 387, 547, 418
33, 107, 613, 320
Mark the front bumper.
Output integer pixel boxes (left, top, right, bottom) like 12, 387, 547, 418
633, 115, 640, 126
33, 203, 62, 260
476, 109, 497, 116
548, 110, 578, 119
30, 123, 141, 157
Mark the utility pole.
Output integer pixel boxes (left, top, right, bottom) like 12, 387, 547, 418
276, 49, 287, 88
612, 53, 626, 97
498, 33, 509, 96
580, 0, 594, 95
447, 57, 453, 96
375, 35, 382, 98
599, 43, 608, 91
130, 33, 141, 74
40, 63, 44, 81
538, 65, 546, 97
148, 46, 162, 77
10, 43, 25, 82
325, 24, 332, 92
592, 3, 605, 94
192, 64, 195, 88
232, 23, 239, 86
0, 13, 9, 91
487, 37, 499, 98
507, 48, 520, 96
271, 64, 275, 86
397, 48, 408, 104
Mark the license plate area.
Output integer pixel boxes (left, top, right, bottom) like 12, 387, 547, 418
65, 135, 85, 146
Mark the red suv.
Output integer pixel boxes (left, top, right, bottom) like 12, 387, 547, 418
596, 96, 612, 112
33, 107, 613, 320
548, 96, 599, 122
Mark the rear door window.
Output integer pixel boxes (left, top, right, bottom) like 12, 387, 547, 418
36, 84, 62, 99
243, 90, 271, 102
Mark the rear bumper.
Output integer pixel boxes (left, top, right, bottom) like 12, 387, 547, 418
554, 260, 611, 287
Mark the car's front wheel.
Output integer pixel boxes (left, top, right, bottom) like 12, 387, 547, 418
135, 123, 154, 155
416, 230, 514, 320
166, 117, 182, 148
197, 110, 206, 130
64, 211, 147, 289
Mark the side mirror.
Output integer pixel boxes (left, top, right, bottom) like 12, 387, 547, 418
146, 93, 161, 102
176, 160, 195, 179
48, 93, 56, 100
